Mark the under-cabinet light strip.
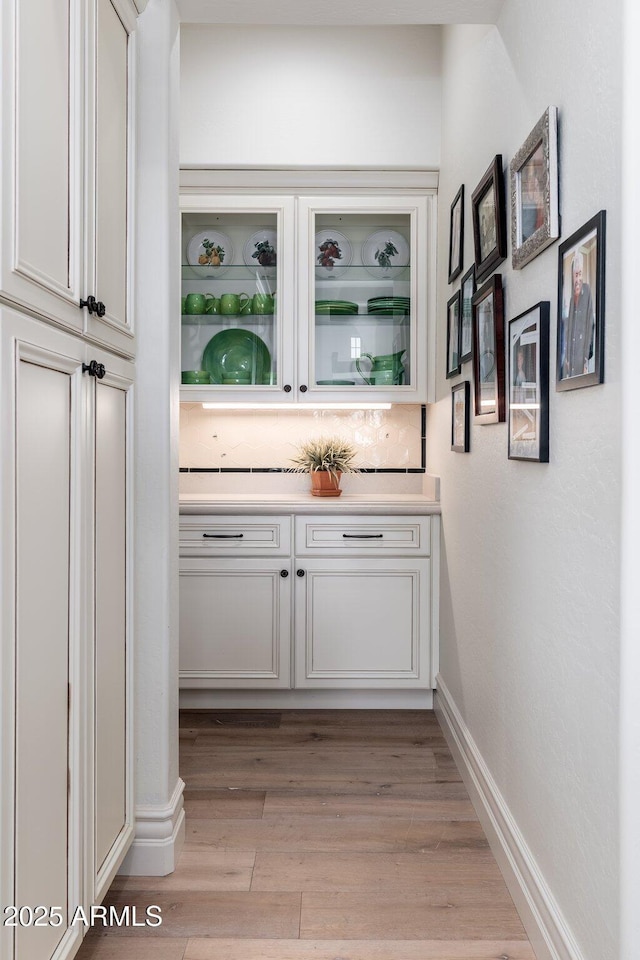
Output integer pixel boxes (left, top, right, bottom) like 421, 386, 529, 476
201, 402, 393, 411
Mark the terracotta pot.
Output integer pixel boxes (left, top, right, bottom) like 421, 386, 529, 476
310, 469, 342, 497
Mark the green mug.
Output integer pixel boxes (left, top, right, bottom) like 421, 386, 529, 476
220, 292, 250, 316
251, 293, 274, 315
184, 293, 207, 315
205, 296, 221, 315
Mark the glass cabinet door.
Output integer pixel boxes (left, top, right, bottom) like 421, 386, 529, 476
180, 199, 294, 399
298, 196, 429, 402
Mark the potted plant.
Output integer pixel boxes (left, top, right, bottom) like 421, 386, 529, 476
290, 436, 359, 497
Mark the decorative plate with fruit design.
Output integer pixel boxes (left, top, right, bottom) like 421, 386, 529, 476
187, 230, 234, 276
314, 229, 352, 280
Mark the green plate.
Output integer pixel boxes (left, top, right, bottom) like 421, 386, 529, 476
202, 329, 271, 385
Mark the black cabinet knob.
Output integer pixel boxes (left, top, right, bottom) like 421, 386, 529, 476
296, 569, 305, 577
79, 296, 98, 314
82, 360, 106, 379
79, 296, 106, 318
299, 384, 308, 393
283, 384, 292, 393
280, 569, 289, 578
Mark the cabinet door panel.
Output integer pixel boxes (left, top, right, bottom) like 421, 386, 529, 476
15, 358, 80, 960
94, 377, 128, 876
89, 0, 132, 352
1, 0, 82, 331
295, 558, 430, 688
180, 559, 291, 687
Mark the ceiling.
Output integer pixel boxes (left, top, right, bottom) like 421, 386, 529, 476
176, 0, 504, 25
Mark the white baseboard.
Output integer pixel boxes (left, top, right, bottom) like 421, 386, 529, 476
117, 778, 186, 877
435, 676, 585, 960
179, 689, 434, 710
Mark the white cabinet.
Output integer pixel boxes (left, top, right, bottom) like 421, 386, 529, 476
294, 558, 429, 688
179, 513, 438, 692
0, 308, 134, 960
0, 0, 137, 357
180, 558, 292, 688
179, 182, 436, 403
179, 517, 292, 688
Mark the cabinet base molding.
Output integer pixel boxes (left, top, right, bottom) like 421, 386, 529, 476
435, 676, 585, 960
117, 778, 186, 877
179, 689, 434, 710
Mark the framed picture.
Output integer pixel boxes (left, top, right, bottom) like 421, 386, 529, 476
510, 106, 559, 269
472, 274, 505, 423
508, 302, 550, 462
471, 155, 507, 284
451, 381, 470, 452
446, 291, 461, 378
556, 210, 606, 391
459, 264, 476, 363
448, 185, 464, 283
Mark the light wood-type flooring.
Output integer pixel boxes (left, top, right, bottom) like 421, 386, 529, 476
78, 709, 536, 960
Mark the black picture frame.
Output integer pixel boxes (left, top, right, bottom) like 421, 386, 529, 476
459, 264, 476, 363
472, 274, 505, 423
556, 210, 606, 391
451, 381, 470, 452
448, 185, 464, 283
471, 155, 507, 284
510, 106, 559, 269
508, 302, 550, 462
446, 291, 462, 379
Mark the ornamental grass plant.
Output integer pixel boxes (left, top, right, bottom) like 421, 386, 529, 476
290, 436, 359, 482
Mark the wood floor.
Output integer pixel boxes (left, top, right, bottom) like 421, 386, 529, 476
77, 709, 537, 960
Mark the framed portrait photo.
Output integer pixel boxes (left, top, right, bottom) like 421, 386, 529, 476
446, 291, 462, 379
508, 302, 550, 462
448, 185, 464, 283
511, 106, 559, 269
459, 264, 476, 363
451, 381, 470, 452
472, 274, 505, 423
556, 210, 606, 391
471, 155, 507, 284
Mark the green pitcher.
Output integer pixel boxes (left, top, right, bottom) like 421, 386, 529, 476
355, 349, 406, 385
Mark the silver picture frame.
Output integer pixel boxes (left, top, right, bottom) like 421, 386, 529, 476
510, 106, 559, 269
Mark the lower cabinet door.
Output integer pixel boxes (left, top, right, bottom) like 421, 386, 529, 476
92, 368, 134, 902
3, 324, 86, 960
179, 558, 292, 688
294, 557, 431, 688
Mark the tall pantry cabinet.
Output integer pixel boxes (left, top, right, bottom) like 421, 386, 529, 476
0, 1, 142, 959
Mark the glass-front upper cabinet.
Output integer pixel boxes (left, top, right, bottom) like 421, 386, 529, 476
297, 196, 431, 403
180, 190, 434, 403
180, 197, 295, 400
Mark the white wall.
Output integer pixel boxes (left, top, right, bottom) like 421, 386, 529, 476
428, 4, 621, 959
180, 25, 441, 167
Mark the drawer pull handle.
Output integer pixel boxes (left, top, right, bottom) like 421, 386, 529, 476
342, 533, 384, 539
203, 533, 244, 539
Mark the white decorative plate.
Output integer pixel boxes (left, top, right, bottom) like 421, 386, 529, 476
314, 229, 353, 280
243, 229, 278, 277
187, 230, 234, 276
362, 229, 410, 278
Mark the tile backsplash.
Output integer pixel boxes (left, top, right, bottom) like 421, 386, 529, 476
180, 403, 425, 472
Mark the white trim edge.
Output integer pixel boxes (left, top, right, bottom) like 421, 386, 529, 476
435, 676, 586, 960
116, 778, 186, 876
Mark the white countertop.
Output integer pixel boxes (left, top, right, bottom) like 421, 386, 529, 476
179, 493, 441, 516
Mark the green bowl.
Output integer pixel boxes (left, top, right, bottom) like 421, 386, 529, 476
182, 370, 211, 384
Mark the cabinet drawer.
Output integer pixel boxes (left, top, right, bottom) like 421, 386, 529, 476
295, 515, 431, 556
180, 515, 291, 556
